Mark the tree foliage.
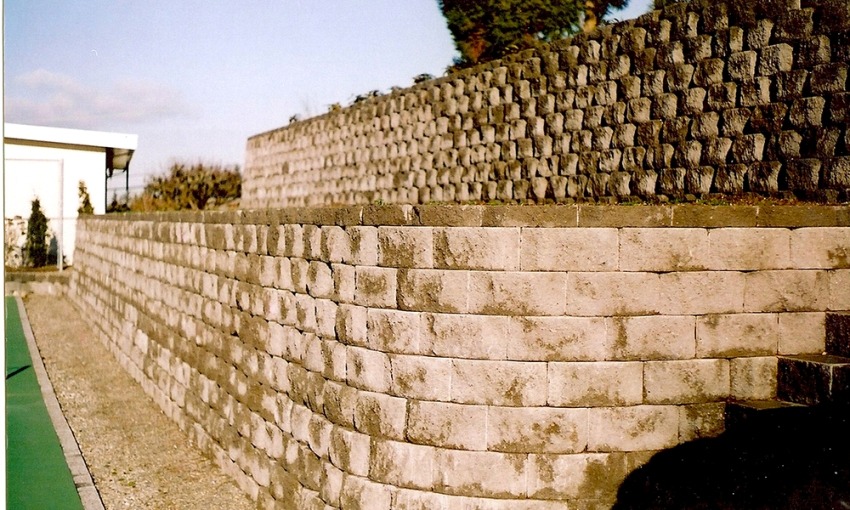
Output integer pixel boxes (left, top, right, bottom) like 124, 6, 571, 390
77, 181, 95, 215
24, 198, 50, 267
439, 0, 628, 68
128, 161, 241, 212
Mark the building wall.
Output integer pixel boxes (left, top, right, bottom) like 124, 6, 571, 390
67, 205, 850, 508
4, 140, 107, 265
243, 0, 850, 208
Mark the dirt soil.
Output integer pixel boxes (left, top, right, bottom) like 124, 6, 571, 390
22, 294, 254, 510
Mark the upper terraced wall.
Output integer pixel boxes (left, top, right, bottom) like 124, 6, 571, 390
244, 0, 850, 208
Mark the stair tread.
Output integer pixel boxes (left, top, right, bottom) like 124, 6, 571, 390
780, 353, 850, 365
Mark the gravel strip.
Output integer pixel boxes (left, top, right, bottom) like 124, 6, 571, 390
23, 294, 254, 510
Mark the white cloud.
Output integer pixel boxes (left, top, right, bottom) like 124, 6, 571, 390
6, 69, 197, 128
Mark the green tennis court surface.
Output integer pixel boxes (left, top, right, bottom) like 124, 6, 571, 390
6, 296, 83, 509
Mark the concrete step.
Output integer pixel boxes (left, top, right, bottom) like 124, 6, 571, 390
777, 354, 850, 406
826, 311, 850, 357
725, 399, 813, 430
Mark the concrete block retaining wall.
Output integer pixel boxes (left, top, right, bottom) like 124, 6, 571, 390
68, 204, 850, 508
243, 0, 850, 208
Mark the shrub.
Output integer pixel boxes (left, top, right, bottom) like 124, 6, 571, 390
78, 181, 95, 215
24, 198, 50, 267
128, 161, 241, 212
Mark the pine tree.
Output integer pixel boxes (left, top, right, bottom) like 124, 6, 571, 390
24, 198, 50, 267
78, 181, 95, 215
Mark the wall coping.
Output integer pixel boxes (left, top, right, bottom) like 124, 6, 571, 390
97, 204, 850, 228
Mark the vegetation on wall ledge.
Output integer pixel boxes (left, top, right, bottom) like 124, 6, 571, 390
127, 161, 241, 212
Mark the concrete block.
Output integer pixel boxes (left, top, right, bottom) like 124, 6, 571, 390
565, 272, 662, 316
346, 346, 391, 393
831, 270, 850, 311
696, 313, 779, 357
378, 227, 434, 268
620, 228, 710, 271
336, 305, 367, 347
644, 359, 730, 404
406, 400, 487, 450
332, 263, 356, 303
778, 312, 826, 355
678, 403, 725, 442
705, 227, 792, 270
370, 439, 436, 489
451, 359, 547, 406
353, 390, 407, 440
608, 315, 696, 360
366, 308, 420, 354
520, 228, 618, 271
486, 406, 588, 454
744, 270, 829, 312
731, 356, 777, 400
349, 227, 379, 266
790, 228, 850, 269
506, 316, 609, 361
389, 354, 451, 401
321, 226, 352, 263
354, 266, 397, 309
307, 261, 334, 299
468, 271, 566, 316
527, 452, 630, 501
434, 449, 527, 498
587, 405, 679, 451
397, 269, 469, 313
659, 272, 745, 315
433, 227, 520, 270
548, 361, 643, 406
340, 474, 392, 510
419, 313, 509, 360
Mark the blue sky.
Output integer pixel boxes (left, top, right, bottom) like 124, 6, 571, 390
4, 0, 652, 191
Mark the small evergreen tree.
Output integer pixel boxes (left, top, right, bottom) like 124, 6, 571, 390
24, 198, 50, 267
78, 181, 95, 215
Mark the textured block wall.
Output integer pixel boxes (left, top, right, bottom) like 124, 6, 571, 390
68, 205, 850, 508
243, 0, 850, 208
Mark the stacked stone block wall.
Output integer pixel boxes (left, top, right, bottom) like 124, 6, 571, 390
244, 0, 850, 208
68, 204, 850, 508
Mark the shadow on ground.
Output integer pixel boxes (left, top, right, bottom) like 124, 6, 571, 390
613, 405, 850, 510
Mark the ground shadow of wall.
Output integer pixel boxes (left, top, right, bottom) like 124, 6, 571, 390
613, 405, 850, 510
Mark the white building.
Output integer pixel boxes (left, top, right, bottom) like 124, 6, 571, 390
4, 123, 138, 266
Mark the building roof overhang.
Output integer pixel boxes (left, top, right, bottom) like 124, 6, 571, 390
4, 123, 138, 171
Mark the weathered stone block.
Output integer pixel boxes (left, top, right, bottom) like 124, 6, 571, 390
419, 313, 509, 360
620, 228, 710, 271
451, 359, 547, 406
587, 406, 679, 452
731, 356, 778, 400
390, 352, 452, 400
468, 271, 566, 316
354, 266, 397, 308
778, 312, 825, 355
488, 407, 588, 454
434, 449, 527, 498
708, 228, 790, 270
696, 313, 779, 357
378, 227, 433, 269
433, 227, 520, 270
370, 440, 436, 490
506, 316, 609, 361
520, 228, 618, 271
406, 400, 486, 450
790, 227, 850, 269
744, 270, 830, 312
397, 269, 468, 313
608, 315, 695, 360
644, 359, 730, 404
353, 390, 407, 439
548, 361, 643, 406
